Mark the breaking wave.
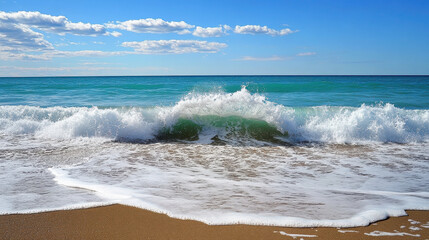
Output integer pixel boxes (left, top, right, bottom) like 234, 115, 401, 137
0, 87, 428, 144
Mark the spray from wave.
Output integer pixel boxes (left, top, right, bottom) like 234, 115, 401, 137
0, 87, 428, 144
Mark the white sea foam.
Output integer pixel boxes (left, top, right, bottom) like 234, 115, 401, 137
338, 229, 359, 233
0, 87, 428, 144
409, 219, 421, 224
0, 137, 428, 227
3, 140, 419, 227
409, 226, 422, 231
274, 231, 317, 238
364, 230, 420, 237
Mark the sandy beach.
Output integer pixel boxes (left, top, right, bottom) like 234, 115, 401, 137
0, 205, 427, 240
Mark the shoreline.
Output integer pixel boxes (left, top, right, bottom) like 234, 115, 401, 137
0, 204, 427, 240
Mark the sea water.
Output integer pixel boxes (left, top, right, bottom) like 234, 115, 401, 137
0, 76, 428, 227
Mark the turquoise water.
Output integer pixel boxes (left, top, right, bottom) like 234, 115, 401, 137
1, 76, 428, 109
0, 75, 428, 227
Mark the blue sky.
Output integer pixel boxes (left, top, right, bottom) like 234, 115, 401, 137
0, 0, 428, 76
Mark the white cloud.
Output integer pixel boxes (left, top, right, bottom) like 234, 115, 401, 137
0, 65, 170, 76
0, 65, 118, 77
0, 10, 300, 63
0, 22, 53, 51
177, 29, 192, 35
61, 22, 106, 36
106, 18, 194, 33
0, 11, 122, 57
105, 31, 122, 37
49, 50, 127, 57
122, 40, 227, 54
0, 52, 51, 61
0, 65, 128, 72
0, 39, 228, 60
296, 52, 316, 56
235, 56, 286, 61
234, 25, 296, 36
0, 50, 131, 61
0, 11, 110, 36
0, 11, 65, 28
192, 25, 230, 37
54, 42, 69, 47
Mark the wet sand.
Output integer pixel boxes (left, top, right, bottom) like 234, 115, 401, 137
0, 204, 428, 240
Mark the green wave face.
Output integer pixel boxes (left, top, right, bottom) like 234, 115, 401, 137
158, 115, 287, 143
157, 119, 202, 141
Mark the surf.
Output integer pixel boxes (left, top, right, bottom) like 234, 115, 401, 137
0, 87, 428, 144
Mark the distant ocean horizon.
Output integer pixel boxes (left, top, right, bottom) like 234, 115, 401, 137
0, 75, 428, 227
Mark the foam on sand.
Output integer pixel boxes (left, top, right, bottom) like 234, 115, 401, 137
364, 230, 420, 237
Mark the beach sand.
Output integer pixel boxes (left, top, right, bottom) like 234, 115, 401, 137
0, 205, 428, 240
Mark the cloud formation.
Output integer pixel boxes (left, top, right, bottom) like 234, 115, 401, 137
0, 50, 131, 61
0, 22, 53, 51
192, 25, 231, 37
1, 40, 228, 60
296, 52, 316, 56
0, 65, 170, 77
106, 18, 194, 34
0, 11, 112, 36
234, 25, 295, 36
105, 31, 122, 37
0, 10, 297, 63
0, 11, 121, 55
122, 40, 227, 54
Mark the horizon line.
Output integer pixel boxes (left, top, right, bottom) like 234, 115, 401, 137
1, 74, 429, 78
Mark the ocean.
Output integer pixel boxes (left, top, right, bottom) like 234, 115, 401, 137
0, 75, 428, 227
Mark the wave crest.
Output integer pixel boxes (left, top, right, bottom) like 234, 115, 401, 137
0, 87, 428, 144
